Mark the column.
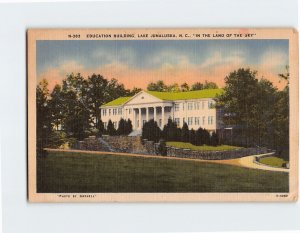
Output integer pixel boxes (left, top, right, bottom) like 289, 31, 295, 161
146, 107, 149, 122
161, 106, 165, 127
154, 106, 157, 122
139, 108, 142, 129
133, 108, 136, 129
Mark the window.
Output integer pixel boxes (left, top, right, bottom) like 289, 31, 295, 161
109, 109, 111, 116
188, 102, 193, 110
208, 100, 214, 109
202, 116, 205, 125
129, 108, 132, 114
202, 101, 205, 109
102, 109, 107, 116
174, 103, 180, 111
182, 103, 185, 111
188, 117, 193, 125
208, 116, 214, 125
118, 108, 122, 115
174, 118, 180, 126
195, 117, 200, 125
113, 108, 117, 115
194, 102, 200, 110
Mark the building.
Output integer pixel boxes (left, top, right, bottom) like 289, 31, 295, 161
100, 89, 224, 133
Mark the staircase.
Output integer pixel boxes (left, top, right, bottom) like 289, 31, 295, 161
128, 130, 142, 137
98, 137, 116, 152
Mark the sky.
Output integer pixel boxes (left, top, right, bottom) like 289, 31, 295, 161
37, 39, 289, 90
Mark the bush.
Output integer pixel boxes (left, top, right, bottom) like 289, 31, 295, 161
181, 122, 189, 142
48, 131, 68, 148
107, 120, 117, 136
142, 119, 161, 143
157, 139, 167, 156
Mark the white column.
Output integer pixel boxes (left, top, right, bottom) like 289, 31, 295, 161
161, 106, 165, 127
146, 107, 149, 122
139, 108, 142, 129
133, 108, 136, 129
154, 107, 157, 122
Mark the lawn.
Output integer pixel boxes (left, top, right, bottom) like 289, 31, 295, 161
37, 151, 289, 193
259, 156, 287, 168
166, 141, 241, 151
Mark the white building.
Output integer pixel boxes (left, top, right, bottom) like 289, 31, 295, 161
100, 89, 223, 133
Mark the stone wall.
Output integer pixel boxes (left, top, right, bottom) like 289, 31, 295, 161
102, 135, 148, 154
142, 139, 271, 160
72, 136, 108, 151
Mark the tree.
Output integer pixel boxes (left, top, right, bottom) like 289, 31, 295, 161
147, 80, 167, 92
107, 120, 116, 136
189, 129, 196, 145
61, 73, 90, 140
117, 118, 126, 135
49, 84, 65, 131
162, 118, 178, 141
191, 82, 204, 91
142, 119, 161, 142
195, 127, 204, 146
181, 122, 189, 142
180, 82, 190, 92
210, 131, 219, 146
124, 119, 133, 135
167, 83, 180, 92
217, 68, 260, 146
203, 81, 218, 89
36, 79, 52, 154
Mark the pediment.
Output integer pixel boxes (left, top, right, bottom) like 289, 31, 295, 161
124, 91, 163, 106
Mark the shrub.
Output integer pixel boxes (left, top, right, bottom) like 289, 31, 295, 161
157, 139, 167, 156
181, 122, 189, 142
107, 120, 117, 136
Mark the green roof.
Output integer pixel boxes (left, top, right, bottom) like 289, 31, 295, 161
101, 89, 223, 107
146, 89, 223, 101
102, 97, 131, 107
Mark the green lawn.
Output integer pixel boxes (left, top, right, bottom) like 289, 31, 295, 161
259, 156, 287, 168
37, 151, 288, 193
166, 141, 241, 151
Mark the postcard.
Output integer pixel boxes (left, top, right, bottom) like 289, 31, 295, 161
28, 28, 298, 202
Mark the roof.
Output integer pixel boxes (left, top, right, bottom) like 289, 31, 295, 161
101, 89, 223, 107
146, 89, 223, 101
101, 97, 131, 107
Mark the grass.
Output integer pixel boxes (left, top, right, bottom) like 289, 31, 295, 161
37, 151, 289, 193
259, 156, 287, 168
166, 141, 241, 151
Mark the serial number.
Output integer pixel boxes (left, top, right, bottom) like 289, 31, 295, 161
68, 34, 81, 38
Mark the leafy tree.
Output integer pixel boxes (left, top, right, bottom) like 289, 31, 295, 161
130, 87, 142, 95
36, 79, 52, 154
181, 122, 189, 142
147, 80, 167, 92
191, 82, 204, 91
167, 83, 180, 92
203, 81, 218, 89
180, 82, 190, 92
97, 119, 105, 137
107, 120, 116, 136
49, 84, 65, 131
47, 131, 68, 149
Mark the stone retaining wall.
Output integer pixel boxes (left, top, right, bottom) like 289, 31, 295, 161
102, 135, 148, 154
72, 136, 107, 151
142, 139, 271, 160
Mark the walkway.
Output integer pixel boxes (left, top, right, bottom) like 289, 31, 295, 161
44, 148, 289, 173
